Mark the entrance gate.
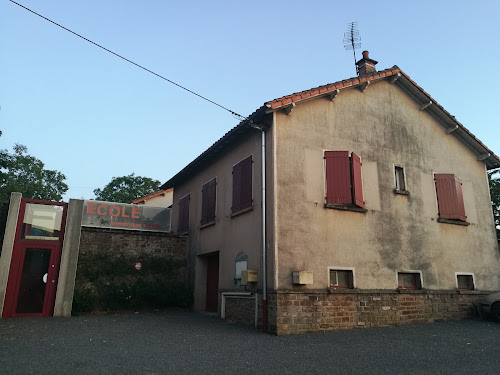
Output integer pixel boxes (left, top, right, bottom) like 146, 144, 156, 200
2, 199, 67, 318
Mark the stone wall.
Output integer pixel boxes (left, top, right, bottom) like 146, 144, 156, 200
73, 227, 189, 313
79, 227, 186, 259
225, 297, 256, 326
267, 290, 485, 335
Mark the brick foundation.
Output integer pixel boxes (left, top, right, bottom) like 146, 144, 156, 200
268, 290, 486, 335
224, 290, 488, 335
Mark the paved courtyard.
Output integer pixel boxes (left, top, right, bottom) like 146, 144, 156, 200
0, 312, 499, 374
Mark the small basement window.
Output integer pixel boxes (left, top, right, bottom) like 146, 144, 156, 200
330, 270, 354, 289
398, 272, 422, 290
457, 274, 474, 290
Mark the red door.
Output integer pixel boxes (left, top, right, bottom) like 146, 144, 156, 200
205, 252, 219, 312
2, 199, 67, 318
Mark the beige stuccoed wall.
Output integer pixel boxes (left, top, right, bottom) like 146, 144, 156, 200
135, 190, 173, 208
170, 125, 276, 311
274, 79, 500, 291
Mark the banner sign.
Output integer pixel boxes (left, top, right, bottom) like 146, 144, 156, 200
82, 200, 171, 233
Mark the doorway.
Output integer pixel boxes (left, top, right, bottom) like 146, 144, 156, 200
2, 199, 67, 318
205, 252, 219, 312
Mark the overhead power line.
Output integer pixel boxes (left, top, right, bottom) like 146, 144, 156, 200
9, 0, 247, 120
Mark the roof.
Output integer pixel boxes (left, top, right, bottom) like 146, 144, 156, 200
131, 188, 173, 204
265, 65, 401, 109
161, 66, 500, 189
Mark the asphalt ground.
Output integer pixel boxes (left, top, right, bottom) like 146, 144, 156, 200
0, 312, 499, 375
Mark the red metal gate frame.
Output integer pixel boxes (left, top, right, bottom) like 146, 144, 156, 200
2, 198, 68, 318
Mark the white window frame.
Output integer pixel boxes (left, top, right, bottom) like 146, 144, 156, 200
396, 270, 423, 289
394, 164, 407, 192
328, 267, 355, 289
455, 272, 475, 290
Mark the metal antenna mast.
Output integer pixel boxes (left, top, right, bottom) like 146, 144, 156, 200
343, 22, 362, 76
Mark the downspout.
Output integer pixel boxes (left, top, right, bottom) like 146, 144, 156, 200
251, 121, 267, 333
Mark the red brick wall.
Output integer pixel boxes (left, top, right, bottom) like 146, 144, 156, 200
267, 291, 485, 335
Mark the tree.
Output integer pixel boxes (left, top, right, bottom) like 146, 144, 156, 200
0, 131, 8, 172
93, 173, 160, 203
489, 168, 500, 242
0, 143, 68, 203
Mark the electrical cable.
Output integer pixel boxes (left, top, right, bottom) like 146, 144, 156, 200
9, 0, 248, 121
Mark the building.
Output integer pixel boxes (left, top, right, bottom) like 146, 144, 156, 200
161, 51, 500, 334
132, 188, 174, 208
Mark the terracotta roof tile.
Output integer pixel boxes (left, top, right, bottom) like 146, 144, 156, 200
264, 66, 403, 110
131, 188, 173, 204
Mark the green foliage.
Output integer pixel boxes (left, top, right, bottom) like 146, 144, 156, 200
72, 289, 96, 314
0, 131, 7, 171
488, 169, 500, 242
93, 173, 160, 203
73, 251, 192, 314
0, 143, 68, 203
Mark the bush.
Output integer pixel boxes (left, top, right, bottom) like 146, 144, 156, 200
72, 252, 191, 313
72, 288, 96, 314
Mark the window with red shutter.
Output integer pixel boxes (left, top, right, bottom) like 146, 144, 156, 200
325, 151, 351, 204
201, 178, 216, 226
177, 194, 190, 233
232, 156, 252, 214
325, 151, 364, 210
434, 174, 467, 222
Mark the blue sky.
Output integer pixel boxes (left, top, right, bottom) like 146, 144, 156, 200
1, 0, 499, 200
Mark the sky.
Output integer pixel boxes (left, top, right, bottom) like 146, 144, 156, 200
1, 0, 499, 201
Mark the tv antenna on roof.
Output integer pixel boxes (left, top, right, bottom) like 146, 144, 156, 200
343, 22, 362, 76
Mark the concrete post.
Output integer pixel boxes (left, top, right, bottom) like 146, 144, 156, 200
53, 199, 83, 317
0, 193, 22, 316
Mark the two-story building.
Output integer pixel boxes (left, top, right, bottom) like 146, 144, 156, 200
161, 51, 500, 334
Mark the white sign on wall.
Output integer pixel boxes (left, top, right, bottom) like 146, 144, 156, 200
82, 200, 171, 233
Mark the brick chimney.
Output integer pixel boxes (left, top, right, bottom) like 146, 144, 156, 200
356, 50, 378, 76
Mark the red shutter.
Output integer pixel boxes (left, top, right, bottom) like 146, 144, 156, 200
232, 161, 242, 213
232, 156, 252, 213
435, 174, 466, 221
240, 156, 253, 210
201, 183, 209, 225
454, 176, 466, 221
207, 178, 216, 222
177, 194, 190, 233
325, 151, 351, 204
351, 152, 364, 208
201, 179, 216, 225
